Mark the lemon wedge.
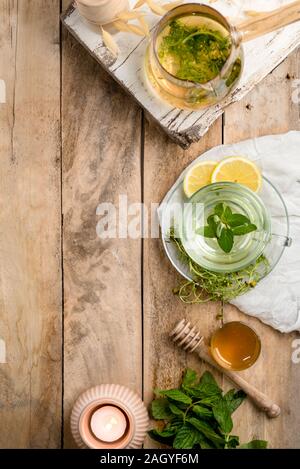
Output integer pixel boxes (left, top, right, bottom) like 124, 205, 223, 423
183, 161, 217, 198
211, 156, 262, 192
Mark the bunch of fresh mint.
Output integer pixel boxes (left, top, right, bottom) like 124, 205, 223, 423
197, 203, 257, 253
149, 369, 267, 449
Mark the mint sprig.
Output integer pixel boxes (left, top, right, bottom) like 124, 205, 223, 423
149, 369, 267, 449
196, 203, 257, 253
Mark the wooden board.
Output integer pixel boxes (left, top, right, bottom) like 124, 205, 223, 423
0, 0, 62, 448
0, 0, 300, 450
143, 48, 300, 448
61, 0, 143, 447
61, 0, 300, 148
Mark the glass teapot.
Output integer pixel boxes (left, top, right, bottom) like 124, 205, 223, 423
145, 1, 300, 110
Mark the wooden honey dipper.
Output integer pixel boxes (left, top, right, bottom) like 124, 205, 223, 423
170, 319, 281, 418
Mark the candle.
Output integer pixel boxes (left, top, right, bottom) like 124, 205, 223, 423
71, 384, 149, 449
90, 406, 127, 442
76, 0, 129, 25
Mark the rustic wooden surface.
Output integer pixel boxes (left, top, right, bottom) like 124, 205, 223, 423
0, 0, 62, 448
0, 0, 300, 449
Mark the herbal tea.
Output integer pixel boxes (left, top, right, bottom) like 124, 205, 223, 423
146, 5, 243, 109
157, 15, 232, 83
210, 322, 261, 371
181, 182, 271, 273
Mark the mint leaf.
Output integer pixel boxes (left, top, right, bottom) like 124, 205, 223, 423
151, 398, 172, 420
223, 205, 233, 222
161, 389, 192, 405
193, 404, 213, 418
182, 368, 198, 387
198, 395, 223, 406
169, 402, 185, 416
150, 428, 176, 438
173, 424, 201, 449
216, 222, 225, 238
186, 371, 222, 401
192, 371, 223, 399
148, 429, 175, 445
214, 203, 225, 218
149, 369, 267, 450
226, 435, 240, 448
200, 440, 214, 449
207, 214, 218, 235
188, 417, 225, 446
224, 389, 246, 414
239, 440, 268, 449
213, 399, 233, 434
196, 225, 215, 238
199, 371, 221, 391
217, 228, 234, 253
232, 224, 257, 236
227, 213, 251, 227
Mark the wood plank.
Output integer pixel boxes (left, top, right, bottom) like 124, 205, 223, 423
61, 16, 143, 447
223, 48, 300, 449
143, 119, 223, 448
0, 0, 62, 448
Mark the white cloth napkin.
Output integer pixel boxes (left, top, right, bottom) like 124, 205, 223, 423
158, 132, 300, 333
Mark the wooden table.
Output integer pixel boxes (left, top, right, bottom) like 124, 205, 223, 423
0, 1, 300, 449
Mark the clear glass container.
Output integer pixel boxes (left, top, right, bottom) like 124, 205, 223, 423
180, 182, 271, 273
145, 3, 243, 110
210, 321, 261, 371
161, 176, 291, 282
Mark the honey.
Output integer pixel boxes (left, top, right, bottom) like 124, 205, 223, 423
210, 321, 261, 371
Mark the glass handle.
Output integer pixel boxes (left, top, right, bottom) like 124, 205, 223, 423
271, 233, 293, 248
237, 0, 300, 42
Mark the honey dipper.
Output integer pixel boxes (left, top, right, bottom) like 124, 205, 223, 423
170, 319, 281, 418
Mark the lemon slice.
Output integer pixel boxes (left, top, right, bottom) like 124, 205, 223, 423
183, 161, 217, 198
211, 156, 262, 192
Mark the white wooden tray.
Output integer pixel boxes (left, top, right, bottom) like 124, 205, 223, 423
62, 0, 300, 148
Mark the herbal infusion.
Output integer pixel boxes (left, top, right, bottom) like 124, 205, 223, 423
157, 17, 232, 83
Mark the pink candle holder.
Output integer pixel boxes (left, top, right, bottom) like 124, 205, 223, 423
71, 384, 149, 449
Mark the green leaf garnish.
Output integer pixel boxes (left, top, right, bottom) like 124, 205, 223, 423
227, 213, 251, 227
214, 202, 225, 218
196, 225, 215, 238
232, 224, 257, 236
197, 203, 257, 253
218, 227, 234, 253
